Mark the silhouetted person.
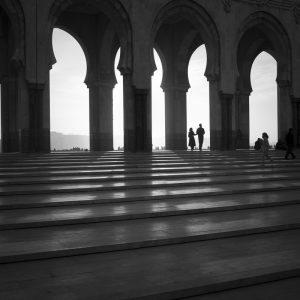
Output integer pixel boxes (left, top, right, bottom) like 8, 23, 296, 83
285, 128, 296, 159
196, 123, 205, 151
261, 132, 273, 165
254, 138, 262, 150
188, 128, 196, 150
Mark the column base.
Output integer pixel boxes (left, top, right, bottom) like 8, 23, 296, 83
1, 131, 19, 153
20, 128, 50, 153
90, 133, 113, 151
166, 134, 187, 150
210, 130, 222, 150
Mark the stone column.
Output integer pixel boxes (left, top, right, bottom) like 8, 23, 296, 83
235, 91, 250, 149
277, 80, 292, 141
22, 82, 50, 153
123, 74, 136, 152
220, 92, 234, 150
209, 78, 222, 150
134, 87, 152, 152
164, 86, 187, 150
1, 76, 19, 152
88, 81, 114, 151
123, 74, 152, 152
292, 97, 300, 147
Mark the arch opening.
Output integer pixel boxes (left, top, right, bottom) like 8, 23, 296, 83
236, 13, 291, 150
49, 0, 132, 152
50, 28, 89, 151
152, 49, 165, 150
250, 51, 277, 147
187, 45, 209, 150
113, 49, 123, 150
152, 1, 220, 150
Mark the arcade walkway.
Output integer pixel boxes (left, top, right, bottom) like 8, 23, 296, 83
0, 150, 300, 299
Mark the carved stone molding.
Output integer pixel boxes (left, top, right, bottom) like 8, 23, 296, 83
222, 0, 232, 13
260, 0, 270, 6
205, 73, 220, 83
233, 0, 293, 10
233, 0, 299, 24
276, 79, 291, 88
293, 1, 300, 24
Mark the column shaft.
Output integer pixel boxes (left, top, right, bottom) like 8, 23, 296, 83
220, 93, 234, 150
165, 88, 187, 150
22, 83, 50, 153
123, 74, 136, 152
1, 76, 19, 152
123, 75, 152, 152
209, 80, 222, 150
135, 88, 152, 152
89, 83, 114, 151
277, 81, 292, 141
236, 92, 250, 149
292, 98, 300, 147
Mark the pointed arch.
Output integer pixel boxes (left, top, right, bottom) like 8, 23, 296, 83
236, 11, 292, 93
50, 28, 89, 149
48, 0, 132, 76
249, 51, 278, 145
151, 0, 220, 83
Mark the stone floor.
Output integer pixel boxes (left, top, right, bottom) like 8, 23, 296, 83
0, 150, 300, 299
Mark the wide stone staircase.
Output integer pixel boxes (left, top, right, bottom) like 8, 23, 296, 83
1, 150, 300, 299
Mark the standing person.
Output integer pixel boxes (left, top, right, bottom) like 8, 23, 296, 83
196, 123, 205, 151
188, 128, 196, 150
261, 132, 273, 165
285, 128, 296, 159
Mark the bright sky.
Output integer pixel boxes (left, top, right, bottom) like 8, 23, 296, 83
49, 28, 278, 149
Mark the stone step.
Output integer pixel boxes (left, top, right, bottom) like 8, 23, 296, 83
0, 158, 297, 174
0, 152, 289, 162
0, 160, 299, 181
1, 189, 300, 230
1, 165, 300, 186
1, 179, 300, 209
1, 161, 299, 178
0, 150, 263, 160
0, 151, 291, 166
0, 172, 299, 196
0, 154, 233, 164
1, 204, 300, 263
187, 277, 300, 300
2, 230, 298, 299
0, 161, 264, 172
1, 150, 299, 298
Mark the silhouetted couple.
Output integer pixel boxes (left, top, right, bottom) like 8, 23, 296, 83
188, 124, 205, 151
